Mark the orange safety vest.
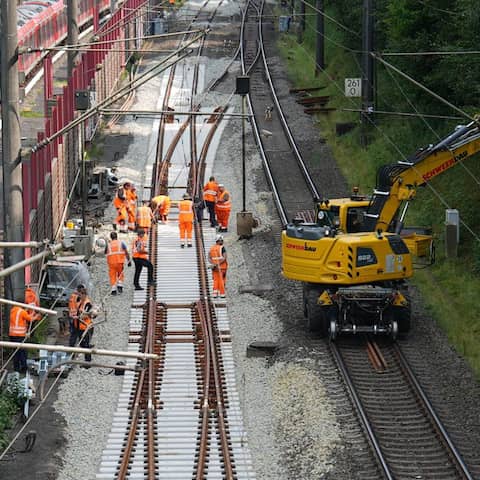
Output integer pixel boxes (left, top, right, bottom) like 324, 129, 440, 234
107, 239, 127, 265
132, 236, 149, 260
136, 205, 152, 228
9, 306, 34, 337
178, 199, 194, 222
203, 181, 218, 203
113, 189, 127, 210
126, 189, 137, 211
209, 244, 228, 269
216, 190, 231, 210
76, 296, 93, 331
68, 292, 80, 318
126, 188, 137, 203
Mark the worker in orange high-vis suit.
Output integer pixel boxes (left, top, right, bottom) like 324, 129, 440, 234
203, 176, 219, 227
113, 186, 129, 232
124, 183, 138, 231
136, 199, 154, 231
132, 228, 155, 290
208, 234, 228, 298
72, 286, 96, 362
215, 184, 231, 232
68, 284, 83, 343
151, 194, 171, 223
178, 193, 194, 248
105, 231, 131, 295
9, 305, 37, 372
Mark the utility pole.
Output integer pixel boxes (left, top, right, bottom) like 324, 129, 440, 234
315, 0, 324, 75
297, 0, 306, 43
1, 2, 25, 301
361, 0, 375, 143
67, 0, 79, 77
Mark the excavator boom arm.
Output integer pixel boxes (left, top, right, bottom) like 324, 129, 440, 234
363, 120, 480, 232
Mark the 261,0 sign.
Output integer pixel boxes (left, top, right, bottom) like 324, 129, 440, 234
345, 78, 362, 97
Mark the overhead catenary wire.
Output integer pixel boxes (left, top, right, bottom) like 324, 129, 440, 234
20, 29, 205, 53
372, 53, 475, 123
341, 108, 464, 121
30, 31, 207, 151
382, 65, 480, 242
295, 13, 480, 243
297, 0, 361, 39
380, 50, 480, 57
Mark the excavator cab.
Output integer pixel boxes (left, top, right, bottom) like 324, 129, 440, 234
315, 193, 370, 233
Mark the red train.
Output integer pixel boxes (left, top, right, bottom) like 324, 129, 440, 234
17, 0, 110, 81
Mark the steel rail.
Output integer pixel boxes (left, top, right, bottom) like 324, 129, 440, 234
194, 221, 235, 479
240, 0, 288, 226
330, 341, 395, 480
257, 1, 320, 201
154, 0, 211, 195
195, 299, 213, 479
146, 226, 158, 479
116, 223, 159, 479
394, 343, 474, 480
331, 338, 476, 480
116, 368, 147, 479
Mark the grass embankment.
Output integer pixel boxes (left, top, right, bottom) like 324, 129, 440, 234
277, 24, 480, 377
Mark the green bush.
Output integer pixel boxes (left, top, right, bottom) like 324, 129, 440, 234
0, 381, 22, 449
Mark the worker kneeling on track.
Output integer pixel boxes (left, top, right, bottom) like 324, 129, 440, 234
208, 234, 228, 298
105, 231, 131, 295
151, 194, 171, 223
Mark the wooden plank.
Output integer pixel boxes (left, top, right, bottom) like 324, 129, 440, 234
296, 95, 330, 106
289, 86, 326, 93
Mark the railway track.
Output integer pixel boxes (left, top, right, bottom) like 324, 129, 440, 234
96, 2, 255, 478
238, 2, 479, 478
241, 0, 318, 224
331, 338, 476, 479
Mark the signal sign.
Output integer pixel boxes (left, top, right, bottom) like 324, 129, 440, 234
345, 78, 362, 97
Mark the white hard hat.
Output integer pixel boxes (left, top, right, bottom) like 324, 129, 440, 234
215, 234, 224, 243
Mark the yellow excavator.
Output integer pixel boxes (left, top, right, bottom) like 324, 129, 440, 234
282, 119, 480, 339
